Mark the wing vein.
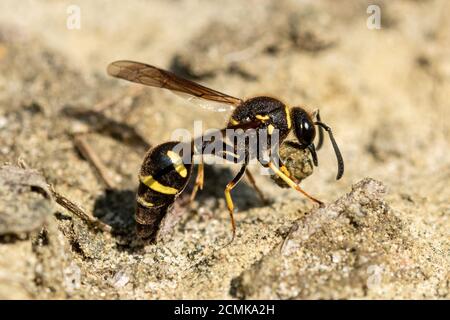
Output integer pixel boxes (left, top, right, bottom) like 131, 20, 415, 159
107, 60, 243, 111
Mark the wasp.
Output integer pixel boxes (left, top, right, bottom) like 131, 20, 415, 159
107, 60, 344, 241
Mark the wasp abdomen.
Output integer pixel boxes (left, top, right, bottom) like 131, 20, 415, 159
135, 141, 193, 240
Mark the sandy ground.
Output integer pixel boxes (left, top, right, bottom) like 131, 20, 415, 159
0, 0, 448, 299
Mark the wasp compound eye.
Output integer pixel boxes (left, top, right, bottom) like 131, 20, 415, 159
291, 107, 316, 148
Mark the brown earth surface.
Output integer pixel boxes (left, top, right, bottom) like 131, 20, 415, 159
0, 0, 448, 299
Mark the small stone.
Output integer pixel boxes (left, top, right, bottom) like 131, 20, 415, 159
111, 270, 130, 288
0, 165, 53, 235
331, 252, 342, 263
0, 116, 8, 129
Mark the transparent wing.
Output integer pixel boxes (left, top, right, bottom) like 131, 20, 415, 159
171, 91, 235, 113
107, 60, 243, 112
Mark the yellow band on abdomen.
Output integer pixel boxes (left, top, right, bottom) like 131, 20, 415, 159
167, 150, 188, 178
136, 196, 154, 208
140, 175, 179, 195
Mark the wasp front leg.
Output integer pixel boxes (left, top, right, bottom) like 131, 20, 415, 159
262, 153, 323, 206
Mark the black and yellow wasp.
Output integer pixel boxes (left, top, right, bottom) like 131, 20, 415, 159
107, 60, 344, 242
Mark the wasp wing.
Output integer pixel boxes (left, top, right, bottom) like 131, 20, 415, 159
107, 60, 242, 112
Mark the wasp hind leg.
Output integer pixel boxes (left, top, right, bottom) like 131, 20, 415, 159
245, 170, 268, 205
224, 161, 248, 244
189, 160, 204, 203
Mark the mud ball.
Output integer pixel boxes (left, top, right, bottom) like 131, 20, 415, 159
270, 141, 314, 188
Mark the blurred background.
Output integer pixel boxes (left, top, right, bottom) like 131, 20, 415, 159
0, 0, 448, 299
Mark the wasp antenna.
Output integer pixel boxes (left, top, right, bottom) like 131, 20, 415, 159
314, 122, 344, 180
315, 110, 324, 150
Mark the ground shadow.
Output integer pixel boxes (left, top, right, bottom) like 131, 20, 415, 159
93, 189, 135, 235
92, 164, 269, 251
93, 188, 152, 253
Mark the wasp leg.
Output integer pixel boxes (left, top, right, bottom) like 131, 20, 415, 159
275, 156, 304, 185
265, 160, 323, 206
277, 158, 295, 181
220, 153, 267, 206
189, 161, 204, 202
224, 161, 248, 244
245, 170, 268, 205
